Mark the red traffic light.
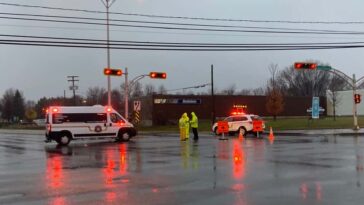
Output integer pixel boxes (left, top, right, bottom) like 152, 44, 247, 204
149, 72, 167, 79
354, 94, 361, 104
104, 68, 122, 76
294, 62, 317, 70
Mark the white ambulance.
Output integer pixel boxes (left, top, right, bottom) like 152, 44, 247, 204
45, 105, 137, 146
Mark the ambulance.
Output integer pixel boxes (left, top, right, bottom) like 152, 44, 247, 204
45, 105, 137, 145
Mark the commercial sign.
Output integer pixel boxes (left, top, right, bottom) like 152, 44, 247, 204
312, 97, 320, 119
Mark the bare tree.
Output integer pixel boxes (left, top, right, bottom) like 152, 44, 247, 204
238, 89, 251, 95
101, 89, 123, 112
327, 75, 348, 120
86, 87, 106, 105
144, 84, 156, 96
266, 64, 284, 120
185, 90, 195, 95
268, 64, 279, 89
252, 87, 265, 96
130, 81, 144, 98
158, 85, 167, 94
278, 62, 332, 97
221, 84, 236, 95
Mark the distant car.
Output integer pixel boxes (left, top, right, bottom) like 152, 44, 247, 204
212, 114, 265, 136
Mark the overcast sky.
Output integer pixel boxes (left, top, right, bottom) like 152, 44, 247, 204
1, 0, 364, 101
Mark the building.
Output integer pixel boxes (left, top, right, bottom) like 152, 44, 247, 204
151, 95, 326, 125
326, 89, 364, 116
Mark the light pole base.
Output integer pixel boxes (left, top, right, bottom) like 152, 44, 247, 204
353, 125, 360, 131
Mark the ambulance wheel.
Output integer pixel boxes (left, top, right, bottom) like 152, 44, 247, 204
118, 130, 131, 142
56, 132, 71, 146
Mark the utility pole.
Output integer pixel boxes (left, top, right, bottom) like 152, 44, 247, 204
67, 76, 79, 106
211, 64, 215, 124
101, 0, 116, 107
64, 90, 66, 105
125, 67, 129, 119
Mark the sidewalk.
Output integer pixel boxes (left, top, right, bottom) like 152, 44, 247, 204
271, 129, 364, 136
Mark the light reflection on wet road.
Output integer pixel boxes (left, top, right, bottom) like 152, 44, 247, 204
0, 133, 363, 204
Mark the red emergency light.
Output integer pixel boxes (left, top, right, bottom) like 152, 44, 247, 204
106, 107, 112, 112
231, 111, 245, 115
231, 104, 247, 115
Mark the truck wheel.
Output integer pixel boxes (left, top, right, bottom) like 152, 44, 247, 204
56, 132, 71, 146
118, 130, 131, 142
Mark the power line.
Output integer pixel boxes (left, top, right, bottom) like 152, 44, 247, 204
1, 2, 364, 24
167, 84, 211, 92
2, 40, 364, 51
3, 34, 364, 46
0, 12, 361, 34
2, 15, 364, 35
3, 23, 364, 41
8, 39, 362, 48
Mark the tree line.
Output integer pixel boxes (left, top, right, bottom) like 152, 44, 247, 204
0, 62, 353, 122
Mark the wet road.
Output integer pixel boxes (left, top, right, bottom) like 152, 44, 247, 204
0, 133, 364, 205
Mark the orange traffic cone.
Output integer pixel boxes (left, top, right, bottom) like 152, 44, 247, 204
268, 127, 275, 143
238, 129, 244, 141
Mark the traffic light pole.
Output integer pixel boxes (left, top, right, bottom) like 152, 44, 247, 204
125, 67, 129, 119
211, 64, 215, 125
124, 70, 149, 119
353, 74, 359, 130
322, 67, 362, 130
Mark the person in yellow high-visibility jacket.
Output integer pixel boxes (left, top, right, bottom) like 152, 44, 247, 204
183, 113, 190, 140
190, 112, 199, 141
179, 114, 186, 141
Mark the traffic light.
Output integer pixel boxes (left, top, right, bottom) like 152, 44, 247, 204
149, 72, 167, 79
354, 94, 361, 104
104, 68, 122, 76
294, 62, 317, 70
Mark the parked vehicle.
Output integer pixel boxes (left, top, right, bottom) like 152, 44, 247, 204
45, 105, 137, 146
212, 114, 265, 136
